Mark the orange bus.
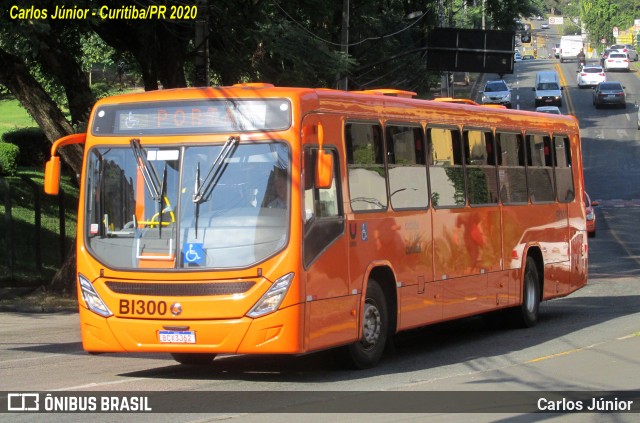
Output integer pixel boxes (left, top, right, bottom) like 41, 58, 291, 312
44, 83, 587, 369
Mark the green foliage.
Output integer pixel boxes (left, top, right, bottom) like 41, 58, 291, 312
1, 127, 50, 167
80, 33, 115, 74
0, 142, 19, 175
577, 0, 639, 47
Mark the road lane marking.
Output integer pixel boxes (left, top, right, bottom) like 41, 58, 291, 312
527, 347, 587, 363
555, 63, 576, 116
527, 332, 640, 364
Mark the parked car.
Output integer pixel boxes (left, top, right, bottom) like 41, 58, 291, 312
481, 80, 512, 108
585, 192, 597, 238
603, 52, 630, 72
610, 44, 639, 61
592, 81, 626, 109
577, 65, 606, 88
553, 43, 561, 58
535, 106, 562, 114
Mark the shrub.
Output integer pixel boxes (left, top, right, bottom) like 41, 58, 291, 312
1, 127, 50, 166
0, 142, 20, 175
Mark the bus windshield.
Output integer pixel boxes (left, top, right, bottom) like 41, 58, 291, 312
85, 141, 290, 270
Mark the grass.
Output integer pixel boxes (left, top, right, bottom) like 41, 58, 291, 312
0, 287, 78, 312
0, 98, 36, 139
0, 167, 79, 285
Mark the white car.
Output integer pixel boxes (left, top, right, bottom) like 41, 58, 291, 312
610, 44, 639, 61
603, 52, 630, 71
536, 106, 561, 114
540, 23, 549, 29
577, 65, 606, 88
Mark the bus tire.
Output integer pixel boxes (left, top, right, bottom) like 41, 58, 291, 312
171, 353, 217, 365
346, 279, 388, 369
513, 256, 541, 328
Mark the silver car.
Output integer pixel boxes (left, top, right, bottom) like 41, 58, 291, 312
481, 80, 512, 108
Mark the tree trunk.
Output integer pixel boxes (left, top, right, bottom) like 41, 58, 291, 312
32, 30, 95, 127
0, 48, 83, 176
49, 243, 77, 296
0, 47, 84, 293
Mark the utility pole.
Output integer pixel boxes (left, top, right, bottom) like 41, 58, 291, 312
438, 0, 450, 97
194, 0, 209, 87
338, 0, 349, 90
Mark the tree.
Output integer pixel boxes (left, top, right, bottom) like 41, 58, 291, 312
579, 0, 639, 49
0, 0, 540, 294
0, 1, 196, 294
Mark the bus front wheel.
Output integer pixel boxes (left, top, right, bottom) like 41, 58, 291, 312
346, 279, 388, 369
513, 256, 541, 328
171, 353, 217, 365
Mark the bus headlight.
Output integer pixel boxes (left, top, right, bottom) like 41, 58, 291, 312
78, 273, 113, 317
247, 273, 294, 318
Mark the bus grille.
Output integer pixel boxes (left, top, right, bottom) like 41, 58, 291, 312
105, 281, 255, 296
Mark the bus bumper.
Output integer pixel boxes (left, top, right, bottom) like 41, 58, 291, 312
79, 303, 305, 354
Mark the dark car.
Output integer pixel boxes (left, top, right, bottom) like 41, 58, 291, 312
592, 81, 626, 109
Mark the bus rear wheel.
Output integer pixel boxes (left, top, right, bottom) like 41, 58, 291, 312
171, 353, 217, 365
346, 279, 388, 369
513, 256, 541, 328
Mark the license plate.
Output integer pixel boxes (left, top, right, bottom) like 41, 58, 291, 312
158, 330, 196, 344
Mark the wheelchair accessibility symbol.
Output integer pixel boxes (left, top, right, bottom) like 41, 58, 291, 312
183, 243, 205, 265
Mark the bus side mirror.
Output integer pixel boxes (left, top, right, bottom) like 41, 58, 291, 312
315, 149, 333, 189
44, 156, 61, 195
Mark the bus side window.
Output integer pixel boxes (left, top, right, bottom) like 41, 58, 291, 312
303, 146, 343, 267
464, 129, 498, 205
428, 126, 465, 207
497, 131, 528, 204
346, 122, 387, 211
386, 125, 428, 209
526, 133, 555, 203
554, 135, 574, 202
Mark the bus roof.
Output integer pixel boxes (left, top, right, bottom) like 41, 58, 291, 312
91, 84, 579, 135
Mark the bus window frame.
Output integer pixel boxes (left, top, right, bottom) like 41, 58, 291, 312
495, 129, 529, 206
551, 133, 575, 203
427, 124, 467, 209
345, 120, 388, 213
384, 121, 429, 211
462, 126, 500, 207
525, 131, 557, 204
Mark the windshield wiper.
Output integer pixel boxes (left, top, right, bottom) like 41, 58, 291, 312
130, 139, 162, 201
193, 136, 239, 204
158, 162, 167, 236
193, 162, 201, 238
191, 136, 239, 239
